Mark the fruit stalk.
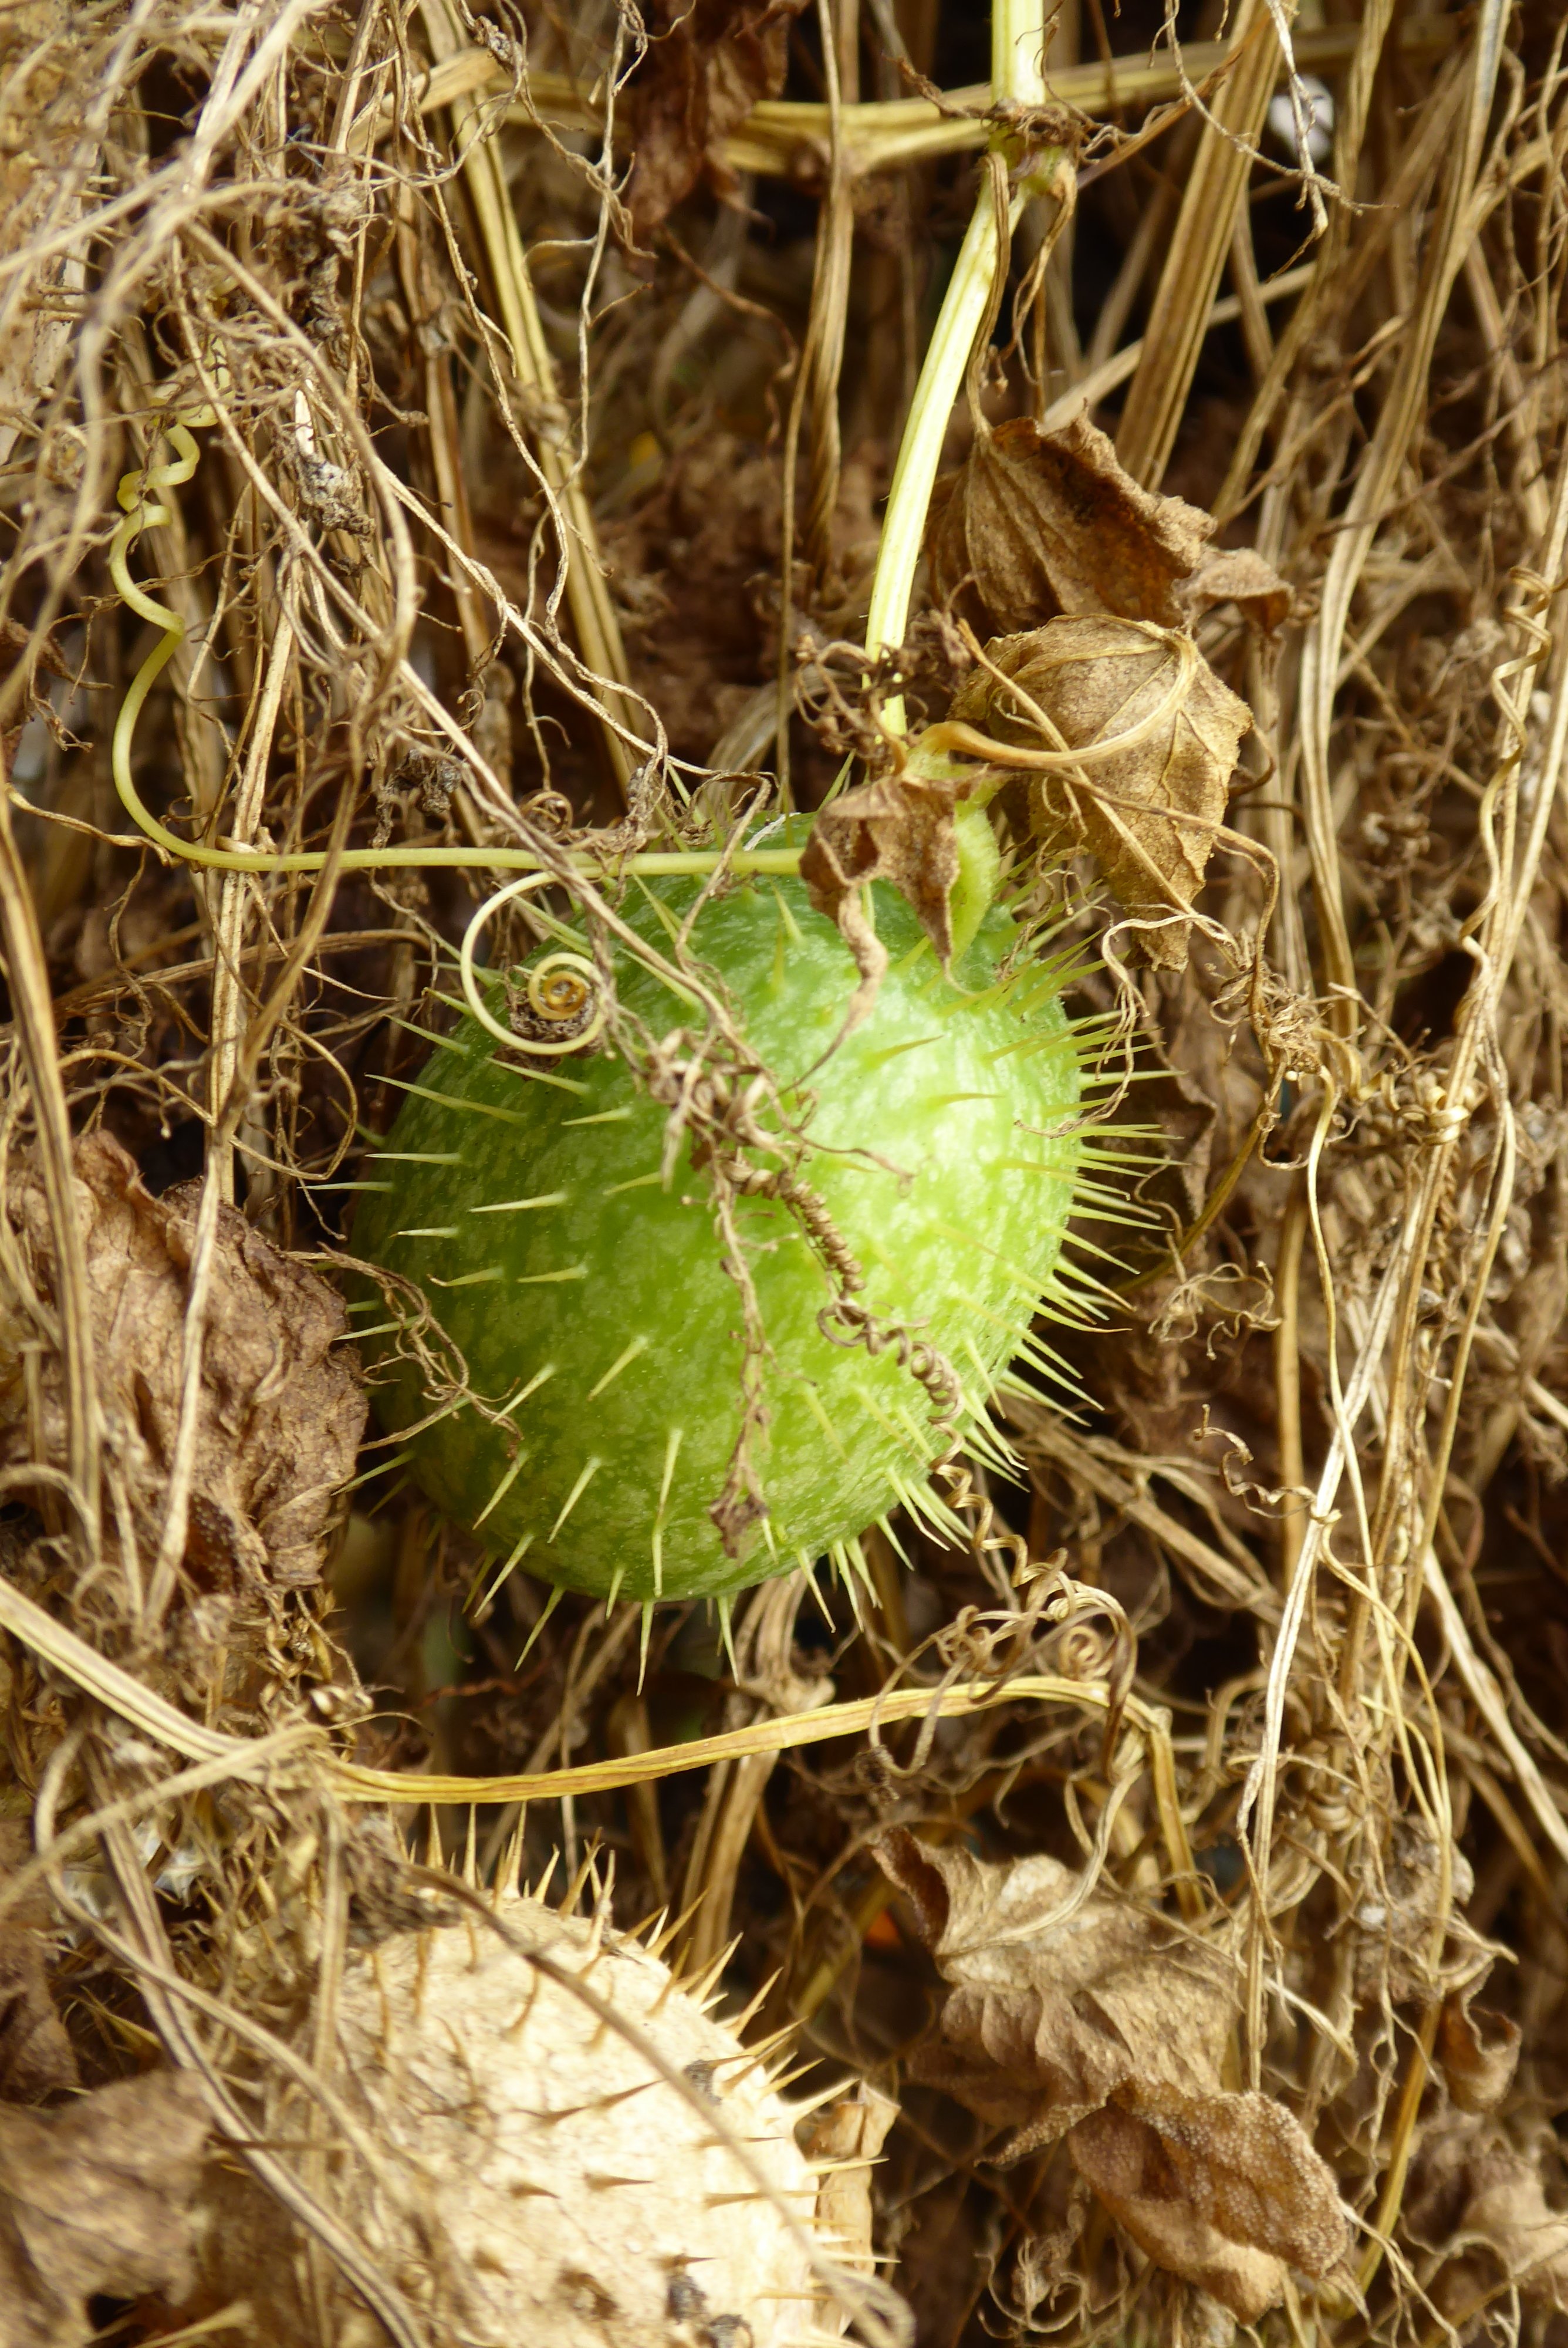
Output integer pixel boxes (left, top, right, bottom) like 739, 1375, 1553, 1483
864, 0, 1057, 730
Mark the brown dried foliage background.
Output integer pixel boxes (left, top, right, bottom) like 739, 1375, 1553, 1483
2, 1, 1568, 2344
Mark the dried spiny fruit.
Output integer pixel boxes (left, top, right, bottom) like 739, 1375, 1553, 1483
352, 857, 1101, 1606
186, 1886, 887, 2347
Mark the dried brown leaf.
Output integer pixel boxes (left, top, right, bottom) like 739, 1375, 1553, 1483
805, 2080, 899, 2312
0, 2070, 210, 2347
627, 0, 807, 240
1408, 2118, 1568, 2317
799, 769, 962, 1027
0, 1823, 77, 2105
1114, 2082, 1347, 2278
1179, 547, 1293, 634
925, 411, 1216, 636
875, 1830, 1232, 2147
1439, 1987, 1521, 2116
875, 1832, 1346, 2318
1067, 2104, 1288, 2324
0, 1133, 364, 1588
947, 620, 1252, 969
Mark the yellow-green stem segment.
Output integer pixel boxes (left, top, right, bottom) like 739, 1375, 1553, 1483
864, 0, 1055, 733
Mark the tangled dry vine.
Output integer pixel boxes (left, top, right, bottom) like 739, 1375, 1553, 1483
1, 0, 1567, 2343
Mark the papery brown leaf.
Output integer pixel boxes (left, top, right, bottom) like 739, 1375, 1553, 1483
0, 1133, 364, 1588
875, 1831, 1231, 2150
875, 1831, 1347, 2317
1180, 546, 1293, 633
1118, 2082, 1347, 2279
627, 0, 807, 240
1067, 2105, 1287, 2324
1439, 1987, 1521, 2116
947, 619, 1252, 969
805, 2080, 899, 2312
0, 1823, 77, 2105
925, 410, 1215, 636
0, 2070, 210, 2347
799, 770, 962, 1028
1408, 2117, 1568, 2317
1354, 1819, 1475, 2004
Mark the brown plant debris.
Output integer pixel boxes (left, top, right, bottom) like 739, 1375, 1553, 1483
0, 4, 1566, 2344
0, 1824, 77, 2105
0, 1133, 364, 1589
799, 765, 965, 1018
806, 2080, 901, 2283
627, 0, 809, 239
0, 2070, 210, 2348
927, 411, 1218, 636
947, 619, 1252, 966
1406, 2117, 1568, 2322
874, 1829, 1347, 2320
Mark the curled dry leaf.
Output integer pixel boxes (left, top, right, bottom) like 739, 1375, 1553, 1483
1179, 548, 1293, 635
926, 410, 1217, 636
626, 0, 807, 240
874, 1830, 1346, 2322
947, 622, 1252, 970
804, 2080, 900, 2326
0, 1822, 78, 2105
0, 2069, 211, 2348
1407, 2116, 1568, 2319
1439, 1984, 1521, 2116
799, 767, 963, 1027
0, 1132, 364, 1588
1352, 1817, 1476, 2003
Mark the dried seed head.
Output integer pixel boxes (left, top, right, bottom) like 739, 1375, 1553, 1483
183, 1888, 888, 2347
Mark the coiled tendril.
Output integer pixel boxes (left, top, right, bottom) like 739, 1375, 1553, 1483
458, 875, 607, 1058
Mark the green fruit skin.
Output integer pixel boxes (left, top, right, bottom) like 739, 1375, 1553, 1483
350, 870, 1085, 1603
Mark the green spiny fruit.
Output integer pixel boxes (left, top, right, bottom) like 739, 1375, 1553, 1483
350, 841, 1100, 1608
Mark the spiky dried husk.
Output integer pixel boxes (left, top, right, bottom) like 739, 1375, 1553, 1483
186, 1888, 860, 2348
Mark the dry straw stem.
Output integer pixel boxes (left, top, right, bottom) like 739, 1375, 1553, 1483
0, 1561, 1182, 1840
4, 0, 1568, 2340
400, 18, 1457, 183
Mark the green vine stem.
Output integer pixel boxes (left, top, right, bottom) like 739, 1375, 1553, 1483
863, 0, 1055, 729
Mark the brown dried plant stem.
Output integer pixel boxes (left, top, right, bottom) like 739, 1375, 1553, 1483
0, 752, 100, 1566
1114, 0, 1286, 491
411, 19, 1459, 184
421, 0, 638, 801
1298, 0, 1510, 1047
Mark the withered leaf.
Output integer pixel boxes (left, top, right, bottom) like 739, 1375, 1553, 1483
947, 619, 1252, 969
799, 768, 962, 1028
805, 2080, 899, 2317
925, 410, 1216, 636
0, 2070, 210, 2347
627, 0, 807, 240
1109, 2081, 1348, 2279
1439, 1986, 1520, 2116
0, 1823, 78, 2106
1180, 546, 1293, 634
0, 1133, 364, 1588
875, 1830, 1232, 2147
1354, 1818, 1475, 2005
1408, 2117, 1568, 2317
875, 1831, 1347, 2322
1067, 2104, 1286, 2325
